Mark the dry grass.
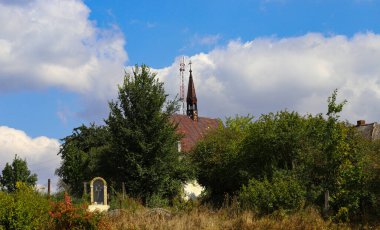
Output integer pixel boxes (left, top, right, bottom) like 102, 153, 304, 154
101, 206, 368, 230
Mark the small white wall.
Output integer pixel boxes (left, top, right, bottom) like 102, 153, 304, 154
183, 180, 204, 201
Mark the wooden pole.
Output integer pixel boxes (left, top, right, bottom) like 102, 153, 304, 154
83, 182, 87, 197
324, 190, 329, 210
122, 182, 125, 200
47, 179, 51, 199
323, 190, 329, 217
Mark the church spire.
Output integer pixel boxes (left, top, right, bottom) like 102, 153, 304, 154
186, 61, 198, 121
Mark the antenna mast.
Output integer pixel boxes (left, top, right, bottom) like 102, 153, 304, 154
179, 56, 186, 115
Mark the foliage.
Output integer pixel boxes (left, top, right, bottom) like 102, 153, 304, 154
334, 207, 349, 223
319, 89, 348, 194
0, 155, 37, 192
191, 89, 380, 222
49, 192, 107, 230
105, 64, 191, 202
192, 112, 310, 201
330, 134, 380, 221
108, 191, 144, 212
191, 115, 252, 201
363, 139, 380, 218
240, 111, 309, 179
239, 171, 305, 215
56, 124, 110, 197
0, 182, 50, 230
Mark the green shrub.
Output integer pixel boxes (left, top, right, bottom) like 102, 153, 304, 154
334, 207, 349, 222
146, 193, 169, 208
0, 182, 50, 230
108, 192, 143, 212
239, 171, 305, 215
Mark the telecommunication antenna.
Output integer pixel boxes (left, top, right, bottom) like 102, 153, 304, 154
179, 56, 186, 115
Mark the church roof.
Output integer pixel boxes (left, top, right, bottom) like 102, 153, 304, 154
186, 70, 197, 105
171, 114, 220, 152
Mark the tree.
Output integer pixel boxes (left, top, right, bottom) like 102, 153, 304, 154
105, 64, 190, 202
56, 123, 110, 196
0, 155, 37, 192
191, 115, 252, 202
241, 111, 309, 179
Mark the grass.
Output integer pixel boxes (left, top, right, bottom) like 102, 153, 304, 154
101, 205, 363, 230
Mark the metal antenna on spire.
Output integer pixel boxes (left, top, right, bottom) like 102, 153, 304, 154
179, 56, 186, 115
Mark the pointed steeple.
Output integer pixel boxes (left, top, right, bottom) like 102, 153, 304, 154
186, 61, 198, 121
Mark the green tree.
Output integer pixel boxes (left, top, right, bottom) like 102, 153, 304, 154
105, 64, 190, 203
192, 112, 310, 202
191, 115, 252, 202
241, 111, 309, 179
56, 123, 110, 196
0, 155, 37, 192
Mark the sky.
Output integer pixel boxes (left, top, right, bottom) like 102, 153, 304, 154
1, 0, 380, 191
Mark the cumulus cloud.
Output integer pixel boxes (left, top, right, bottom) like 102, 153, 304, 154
1, 0, 380, 126
0, 126, 60, 191
157, 33, 380, 123
0, 0, 127, 119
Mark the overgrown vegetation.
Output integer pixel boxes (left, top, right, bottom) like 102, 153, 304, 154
49, 192, 107, 229
53, 64, 379, 226
191, 90, 380, 223
0, 155, 37, 192
0, 184, 377, 229
0, 182, 49, 229
239, 171, 306, 215
56, 65, 192, 203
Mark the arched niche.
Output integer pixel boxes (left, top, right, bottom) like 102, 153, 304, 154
90, 177, 108, 206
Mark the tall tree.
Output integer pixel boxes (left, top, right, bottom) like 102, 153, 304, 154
106, 65, 190, 202
56, 123, 109, 196
0, 155, 37, 192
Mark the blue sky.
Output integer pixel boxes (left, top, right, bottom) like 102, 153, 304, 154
85, 0, 380, 67
1, 0, 380, 190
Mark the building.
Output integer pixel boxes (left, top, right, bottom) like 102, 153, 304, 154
171, 63, 220, 153
171, 63, 220, 200
355, 120, 380, 140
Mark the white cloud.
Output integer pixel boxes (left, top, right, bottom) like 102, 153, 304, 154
157, 33, 380, 123
195, 34, 222, 46
180, 34, 222, 52
0, 0, 127, 118
1, 0, 380, 126
0, 126, 60, 191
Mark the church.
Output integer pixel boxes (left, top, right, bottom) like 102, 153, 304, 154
171, 62, 220, 153
170, 62, 219, 200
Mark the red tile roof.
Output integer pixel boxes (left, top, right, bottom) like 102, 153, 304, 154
171, 114, 220, 152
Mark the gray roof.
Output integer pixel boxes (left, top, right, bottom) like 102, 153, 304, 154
355, 122, 380, 140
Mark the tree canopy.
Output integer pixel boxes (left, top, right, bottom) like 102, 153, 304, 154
55, 123, 110, 196
191, 90, 380, 220
0, 155, 37, 192
57, 65, 191, 203
105, 65, 190, 202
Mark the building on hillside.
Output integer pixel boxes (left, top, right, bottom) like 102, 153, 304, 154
170, 62, 219, 200
355, 120, 380, 140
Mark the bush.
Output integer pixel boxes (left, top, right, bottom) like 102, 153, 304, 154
108, 191, 143, 212
334, 207, 349, 222
239, 171, 305, 215
0, 182, 50, 229
145, 193, 169, 208
49, 192, 106, 230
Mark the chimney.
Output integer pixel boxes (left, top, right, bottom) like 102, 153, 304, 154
357, 120, 366, 126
